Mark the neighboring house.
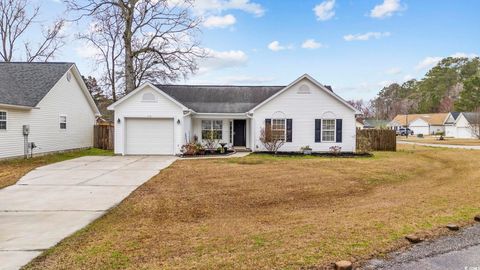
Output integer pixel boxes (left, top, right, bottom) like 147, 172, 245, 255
453, 112, 480, 139
388, 113, 448, 135
444, 112, 461, 137
363, 119, 390, 129
355, 118, 364, 129
107, 74, 360, 155
0, 62, 100, 159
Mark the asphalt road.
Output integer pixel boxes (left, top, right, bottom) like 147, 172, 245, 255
398, 140, 480, 150
364, 224, 480, 270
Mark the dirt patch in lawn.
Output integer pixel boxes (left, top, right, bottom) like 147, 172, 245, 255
0, 148, 113, 189
25, 145, 480, 269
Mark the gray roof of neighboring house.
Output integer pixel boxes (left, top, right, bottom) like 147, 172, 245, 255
0, 62, 73, 107
462, 112, 480, 124
444, 112, 461, 124
155, 84, 285, 113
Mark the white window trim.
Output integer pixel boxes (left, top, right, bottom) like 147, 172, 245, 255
201, 120, 223, 140
0, 111, 6, 131
59, 114, 67, 130
271, 118, 286, 141
321, 119, 336, 142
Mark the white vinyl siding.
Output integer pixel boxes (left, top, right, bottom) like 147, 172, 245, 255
0, 111, 6, 130
0, 70, 97, 159
321, 119, 335, 142
112, 85, 186, 155
252, 78, 356, 152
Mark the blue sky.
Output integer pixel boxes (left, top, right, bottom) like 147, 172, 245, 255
26, 0, 480, 100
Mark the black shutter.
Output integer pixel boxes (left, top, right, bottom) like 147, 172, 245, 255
265, 119, 271, 128
286, 119, 292, 142
315, 119, 321, 142
336, 119, 343, 143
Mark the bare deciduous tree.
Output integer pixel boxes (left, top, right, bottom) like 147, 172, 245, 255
470, 109, 480, 139
259, 127, 285, 154
77, 8, 124, 101
0, 0, 66, 62
64, 0, 204, 93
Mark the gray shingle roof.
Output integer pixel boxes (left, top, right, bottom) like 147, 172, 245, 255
0, 62, 73, 107
462, 112, 480, 124
155, 85, 285, 113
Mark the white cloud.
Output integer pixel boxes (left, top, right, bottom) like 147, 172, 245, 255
301, 39, 324, 49
203, 14, 236, 28
198, 48, 248, 73
267, 41, 293, 52
403, 74, 414, 81
414, 56, 442, 70
343, 32, 391, 41
313, 0, 335, 21
450, 52, 478, 58
176, 0, 264, 17
415, 52, 479, 70
370, 0, 404, 19
385, 67, 402, 75
75, 43, 101, 59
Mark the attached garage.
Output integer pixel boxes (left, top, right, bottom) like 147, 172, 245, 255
125, 118, 174, 155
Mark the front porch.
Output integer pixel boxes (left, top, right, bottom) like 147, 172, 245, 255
188, 114, 253, 151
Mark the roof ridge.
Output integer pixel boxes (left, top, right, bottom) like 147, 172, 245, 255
0, 62, 74, 65
155, 84, 285, 88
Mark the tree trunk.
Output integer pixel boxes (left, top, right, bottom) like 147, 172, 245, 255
122, 0, 136, 93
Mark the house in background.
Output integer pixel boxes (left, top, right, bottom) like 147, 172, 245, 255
0, 62, 100, 159
108, 74, 360, 155
444, 112, 461, 137
362, 119, 390, 129
388, 113, 448, 135
452, 112, 480, 139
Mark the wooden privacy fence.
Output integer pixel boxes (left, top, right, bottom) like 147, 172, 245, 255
94, 124, 114, 150
356, 129, 396, 152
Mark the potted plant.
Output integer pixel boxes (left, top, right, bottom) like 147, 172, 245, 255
301, 145, 312, 155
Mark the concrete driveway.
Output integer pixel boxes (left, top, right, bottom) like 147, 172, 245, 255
0, 155, 177, 270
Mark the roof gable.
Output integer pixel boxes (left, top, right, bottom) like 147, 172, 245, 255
249, 74, 360, 114
391, 113, 449, 126
0, 62, 74, 107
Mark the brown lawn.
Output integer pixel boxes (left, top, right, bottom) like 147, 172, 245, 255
0, 148, 113, 189
25, 145, 480, 269
398, 136, 480, 146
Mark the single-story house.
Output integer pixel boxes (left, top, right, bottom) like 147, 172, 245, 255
0, 62, 100, 159
107, 74, 360, 155
355, 118, 364, 129
388, 113, 448, 135
444, 112, 461, 137
450, 112, 480, 139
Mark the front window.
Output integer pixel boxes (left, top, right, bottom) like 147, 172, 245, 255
60, 115, 67, 129
0, 111, 6, 130
202, 120, 222, 140
322, 119, 335, 142
272, 119, 286, 140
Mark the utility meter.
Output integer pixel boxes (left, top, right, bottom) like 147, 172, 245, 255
23, 125, 30, 135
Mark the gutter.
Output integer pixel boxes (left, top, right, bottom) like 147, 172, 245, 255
0, 103, 38, 110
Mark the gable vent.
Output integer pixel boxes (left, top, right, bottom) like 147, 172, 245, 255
297, 84, 311, 94
142, 92, 156, 102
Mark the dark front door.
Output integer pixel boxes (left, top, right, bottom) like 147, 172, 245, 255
233, 120, 246, 147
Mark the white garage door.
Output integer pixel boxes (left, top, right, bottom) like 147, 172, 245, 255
457, 127, 474, 139
126, 118, 174, 155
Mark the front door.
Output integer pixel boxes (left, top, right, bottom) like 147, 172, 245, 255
233, 120, 246, 147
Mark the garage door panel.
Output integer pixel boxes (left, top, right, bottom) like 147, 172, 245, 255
126, 118, 174, 155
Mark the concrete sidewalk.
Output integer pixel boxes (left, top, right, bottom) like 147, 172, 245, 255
0, 155, 177, 270
398, 140, 480, 150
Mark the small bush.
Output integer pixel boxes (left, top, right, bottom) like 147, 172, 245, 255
417, 134, 424, 138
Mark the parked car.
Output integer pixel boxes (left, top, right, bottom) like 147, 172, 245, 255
396, 127, 414, 136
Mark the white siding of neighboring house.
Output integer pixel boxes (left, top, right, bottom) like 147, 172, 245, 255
112, 85, 186, 155
251, 78, 357, 152
0, 69, 97, 159
445, 125, 456, 137
429, 125, 445, 135
455, 114, 476, 139
408, 118, 429, 135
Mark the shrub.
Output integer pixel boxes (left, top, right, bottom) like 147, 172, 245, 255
259, 127, 285, 154
417, 134, 424, 138
329, 146, 342, 156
